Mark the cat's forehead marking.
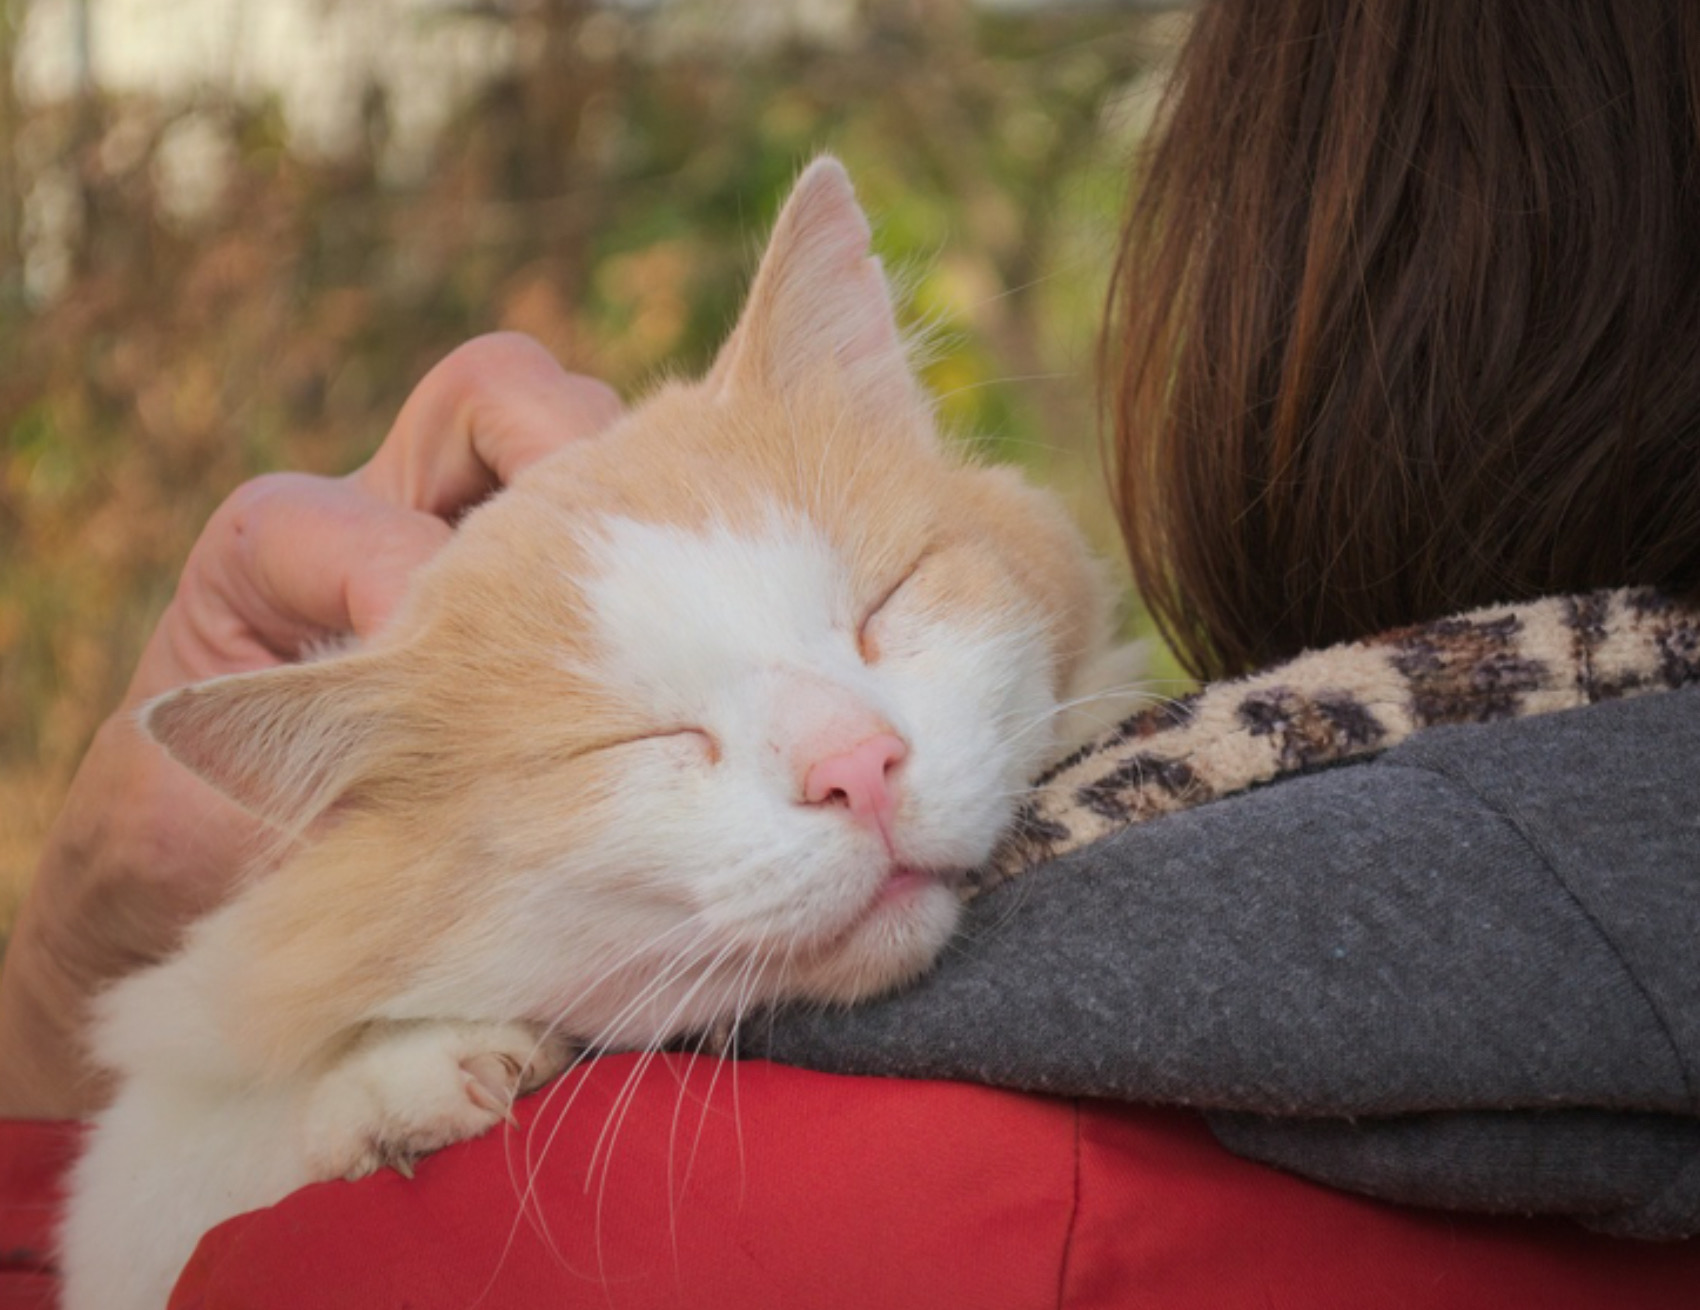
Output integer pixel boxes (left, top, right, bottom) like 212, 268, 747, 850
575, 510, 858, 700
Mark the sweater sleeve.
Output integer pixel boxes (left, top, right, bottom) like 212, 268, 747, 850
754, 686, 1700, 1235
1208, 1110, 1700, 1240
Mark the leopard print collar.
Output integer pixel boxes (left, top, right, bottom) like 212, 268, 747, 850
981, 587, 1700, 892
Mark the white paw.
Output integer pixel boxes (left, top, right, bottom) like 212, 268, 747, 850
301, 1020, 574, 1182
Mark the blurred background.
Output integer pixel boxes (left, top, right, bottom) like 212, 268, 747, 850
0, 0, 1189, 921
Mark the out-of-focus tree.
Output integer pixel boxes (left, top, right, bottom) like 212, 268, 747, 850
0, 0, 1188, 911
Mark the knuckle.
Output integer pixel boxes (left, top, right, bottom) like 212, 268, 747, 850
429, 333, 622, 443
217, 472, 290, 522
204, 473, 297, 553
559, 374, 624, 427
175, 475, 294, 602
194, 472, 334, 581
343, 512, 451, 635
438, 331, 559, 392
373, 509, 452, 562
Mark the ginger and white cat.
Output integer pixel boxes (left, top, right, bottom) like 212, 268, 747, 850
61, 158, 1140, 1309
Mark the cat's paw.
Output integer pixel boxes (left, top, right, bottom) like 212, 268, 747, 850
302, 1020, 575, 1182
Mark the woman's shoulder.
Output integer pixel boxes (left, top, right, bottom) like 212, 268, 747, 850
149, 1058, 1700, 1309
991, 586, 1700, 886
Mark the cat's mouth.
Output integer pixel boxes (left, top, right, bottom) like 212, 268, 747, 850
872, 864, 952, 908
742, 862, 967, 983
778, 861, 967, 1003
855, 864, 969, 926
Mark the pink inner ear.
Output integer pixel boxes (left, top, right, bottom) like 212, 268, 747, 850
139, 656, 388, 827
710, 156, 910, 395
831, 253, 902, 368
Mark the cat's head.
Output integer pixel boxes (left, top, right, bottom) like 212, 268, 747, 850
144, 159, 1139, 1055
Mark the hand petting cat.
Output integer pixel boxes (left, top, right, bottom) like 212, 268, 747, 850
0, 333, 622, 1119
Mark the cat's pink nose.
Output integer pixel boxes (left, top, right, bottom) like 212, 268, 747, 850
803, 732, 907, 841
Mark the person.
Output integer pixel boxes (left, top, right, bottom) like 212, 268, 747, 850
3, 0, 1698, 1306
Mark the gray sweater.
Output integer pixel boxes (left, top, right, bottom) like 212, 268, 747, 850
757, 684, 1700, 1239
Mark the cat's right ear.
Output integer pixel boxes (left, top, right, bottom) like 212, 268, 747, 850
141, 653, 400, 830
707, 156, 915, 406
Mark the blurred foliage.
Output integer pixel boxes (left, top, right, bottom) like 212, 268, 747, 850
0, 0, 1185, 906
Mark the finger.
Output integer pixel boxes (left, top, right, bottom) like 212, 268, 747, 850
169, 473, 451, 675
355, 333, 623, 518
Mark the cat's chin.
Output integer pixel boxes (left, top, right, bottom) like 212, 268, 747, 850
784, 873, 964, 1006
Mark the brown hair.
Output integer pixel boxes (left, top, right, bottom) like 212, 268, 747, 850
1108, 0, 1700, 681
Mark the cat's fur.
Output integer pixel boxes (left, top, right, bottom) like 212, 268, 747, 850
60, 158, 1141, 1310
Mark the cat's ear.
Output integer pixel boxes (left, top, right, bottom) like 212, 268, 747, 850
708, 156, 912, 400
141, 653, 400, 829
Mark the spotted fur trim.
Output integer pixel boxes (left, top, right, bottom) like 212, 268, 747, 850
980, 588, 1700, 891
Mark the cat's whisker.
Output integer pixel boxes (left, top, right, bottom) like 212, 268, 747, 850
744, 932, 804, 1067
932, 371, 1073, 406
991, 682, 1181, 753
966, 433, 1073, 459
514, 914, 712, 1159
525, 923, 721, 1172
660, 944, 766, 1263
679, 936, 774, 1205
997, 679, 1163, 729
976, 785, 1051, 806
965, 865, 1039, 942
589, 1040, 666, 1289
583, 931, 746, 1193
657, 942, 764, 1264
665, 950, 749, 1180
510, 921, 724, 1275
968, 269, 1066, 308
476, 1007, 592, 1297
474, 940, 701, 1310
661, 1018, 720, 1271
519, 925, 727, 1292
586, 934, 752, 1285
724, 941, 780, 1207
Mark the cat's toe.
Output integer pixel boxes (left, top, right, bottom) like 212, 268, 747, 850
462, 1052, 524, 1125
302, 1021, 576, 1183
460, 1025, 574, 1116
518, 1027, 577, 1093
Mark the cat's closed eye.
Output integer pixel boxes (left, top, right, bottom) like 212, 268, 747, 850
856, 554, 928, 664
600, 727, 721, 765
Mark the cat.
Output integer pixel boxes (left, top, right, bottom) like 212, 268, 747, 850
59, 157, 1143, 1310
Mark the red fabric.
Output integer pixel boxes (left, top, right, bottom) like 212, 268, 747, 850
7, 1060, 1700, 1309
0, 1118, 83, 1310
1066, 1106, 1700, 1309
173, 1058, 1074, 1310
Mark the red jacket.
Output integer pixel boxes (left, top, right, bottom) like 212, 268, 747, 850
6, 1057, 1699, 1309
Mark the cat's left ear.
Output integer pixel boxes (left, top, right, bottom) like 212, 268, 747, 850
140, 652, 403, 830
708, 156, 914, 402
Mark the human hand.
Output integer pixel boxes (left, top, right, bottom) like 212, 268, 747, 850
0, 334, 621, 1118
